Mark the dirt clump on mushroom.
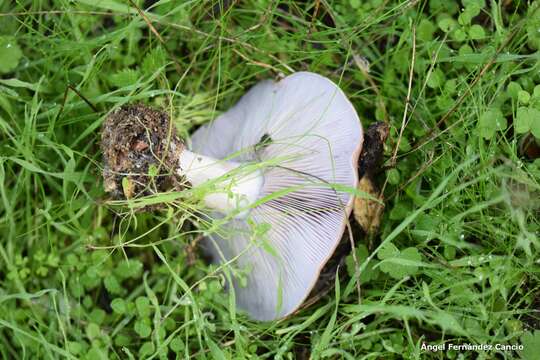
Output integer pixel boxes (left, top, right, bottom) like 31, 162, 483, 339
354, 121, 389, 235
101, 104, 185, 200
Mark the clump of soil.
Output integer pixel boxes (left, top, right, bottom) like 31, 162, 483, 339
101, 104, 185, 200
353, 121, 389, 235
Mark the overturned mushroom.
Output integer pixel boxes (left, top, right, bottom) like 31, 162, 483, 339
102, 72, 363, 321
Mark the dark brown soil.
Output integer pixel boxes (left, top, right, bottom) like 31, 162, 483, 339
101, 104, 185, 200
358, 122, 389, 179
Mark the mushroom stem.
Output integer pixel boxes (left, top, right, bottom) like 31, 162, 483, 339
178, 149, 264, 217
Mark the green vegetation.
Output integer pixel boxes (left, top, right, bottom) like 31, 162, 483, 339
1, 0, 539, 358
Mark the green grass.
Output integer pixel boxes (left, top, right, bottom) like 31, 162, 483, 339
1, 0, 540, 358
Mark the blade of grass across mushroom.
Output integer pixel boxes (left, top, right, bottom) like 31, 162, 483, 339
189, 72, 363, 320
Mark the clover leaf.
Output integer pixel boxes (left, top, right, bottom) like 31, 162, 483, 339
134, 319, 152, 338
346, 244, 380, 284
0, 37, 22, 74
417, 19, 436, 42
110, 298, 127, 314
516, 107, 540, 138
377, 243, 422, 279
135, 296, 151, 318
478, 108, 507, 139
469, 25, 485, 40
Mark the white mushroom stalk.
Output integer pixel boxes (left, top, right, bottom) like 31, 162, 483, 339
177, 150, 264, 217
187, 72, 364, 321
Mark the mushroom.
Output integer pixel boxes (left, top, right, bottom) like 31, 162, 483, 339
102, 72, 363, 321
187, 72, 363, 320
